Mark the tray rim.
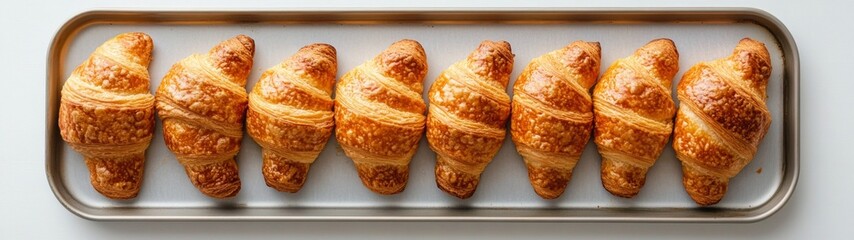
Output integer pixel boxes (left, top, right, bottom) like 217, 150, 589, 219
45, 7, 799, 222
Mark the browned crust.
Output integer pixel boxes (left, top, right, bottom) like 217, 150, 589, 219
58, 32, 155, 199
426, 106, 507, 167
672, 105, 739, 173
525, 164, 572, 200
600, 157, 648, 198
510, 41, 601, 199
246, 109, 333, 156
207, 34, 255, 85
85, 154, 145, 199
334, 102, 424, 159
466, 41, 515, 86
376, 39, 429, 93
184, 159, 241, 198
157, 62, 248, 126
434, 155, 479, 199
681, 164, 727, 206
59, 100, 155, 146
428, 73, 508, 127
592, 39, 679, 198
155, 35, 255, 198
674, 38, 772, 205
355, 163, 409, 195
161, 118, 241, 157
593, 114, 673, 162
427, 40, 514, 199
510, 101, 593, 160
262, 151, 311, 193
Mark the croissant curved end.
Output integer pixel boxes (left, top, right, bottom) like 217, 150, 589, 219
108, 32, 154, 66
184, 160, 242, 198
375, 39, 429, 92
285, 43, 338, 93
262, 151, 311, 193
467, 40, 515, 86
600, 157, 648, 198
208, 35, 256, 84
635, 38, 680, 82
682, 165, 728, 206
85, 154, 145, 200
731, 37, 772, 94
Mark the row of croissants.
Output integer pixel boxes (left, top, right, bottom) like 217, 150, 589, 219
59, 32, 772, 206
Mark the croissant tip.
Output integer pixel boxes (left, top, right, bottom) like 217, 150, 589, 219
84, 156, 145, 200
644, 38, 677, 53
533, 191, 561, 200
681, 165, 729, 206
496, 40, 511, 48
437, 184, 476, 199
649, 38, 675, 45
303, 42, 336, 52
264, 181, 304, 193
378, 39, 427, 60
568, 41, 602, 58
119, 32, 152, 42
297, 43, 337, 61
531, 185, 565, 200
94, 188, 139, 200
233, 34, 256, 54
735, 37, 768, 53
395, 38, 421, 45
739, 37, 761, 44
601, 175, 641, 198
434, 159, 480, 199
468, 40, 515, 71
480, 40, 512, 52
261, 153, 312, 193
354, 163, 409, 195
600, 158, 648, 198
388, 39, 426, 54
107, 32, 154, 62
201, 186, 241, 199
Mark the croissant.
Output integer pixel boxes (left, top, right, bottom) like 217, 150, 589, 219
247, 44, 337, 193
427, 40, 514, 199
58, 32, 155, 199
592, 39, 679, 198
335, 39, 428, 195
511, 41, 601, 199
674, 38, 772, 206
155, 35, 255, 198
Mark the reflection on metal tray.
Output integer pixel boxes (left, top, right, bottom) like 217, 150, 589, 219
45, 8, 799, 222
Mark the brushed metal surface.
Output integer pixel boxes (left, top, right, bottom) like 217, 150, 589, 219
45, 8, 799, 222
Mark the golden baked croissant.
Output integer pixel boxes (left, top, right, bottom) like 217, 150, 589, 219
58, 32, 155, 199
247, 43, 337, 193
155, 35, 255, 198
427, 40, 514, 199
334, 39, 428, 195
674, 38, 772, 206
592, 39, 679, 198
511, 41, 601, 199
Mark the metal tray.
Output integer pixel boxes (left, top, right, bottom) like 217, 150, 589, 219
45, 8, 799, 222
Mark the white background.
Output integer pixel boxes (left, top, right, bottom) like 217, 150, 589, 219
0, 0, 851, 239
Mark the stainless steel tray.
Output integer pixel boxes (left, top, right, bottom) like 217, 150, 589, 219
45, 8, 799, 222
